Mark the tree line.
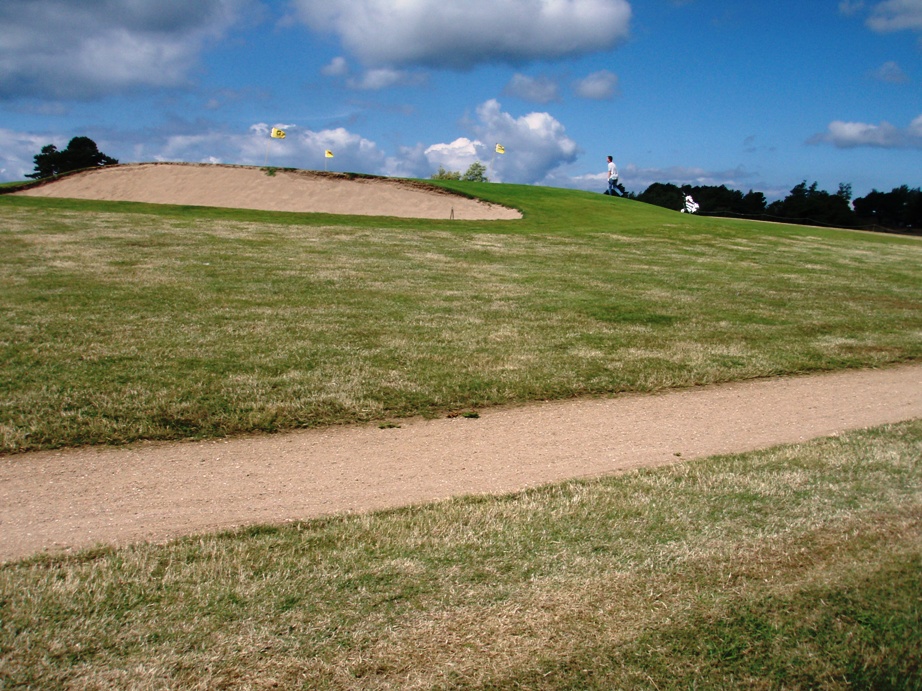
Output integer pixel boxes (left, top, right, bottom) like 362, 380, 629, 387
634, 180, 921, 233
431, 162, 489, 182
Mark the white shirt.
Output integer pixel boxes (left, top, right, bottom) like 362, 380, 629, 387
608, 161, 617, 179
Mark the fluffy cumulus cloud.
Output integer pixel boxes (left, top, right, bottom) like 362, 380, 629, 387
321, 56, 350, 77
866, 0, 922, 32
424, 137, 484, 172
503, 74, 560, 103
810, 114, 922, 148
419, 100, 578, 184
149, 123, 388, 172
871, 60, 910, 82
0, 128, 68, 180
382, 143, 432, 179
0, 100, 575, 184
478, 100, 579, 184
485, 100, 579, 183
290, 0, 632, 68
319, 55, 429, 91
0, 0, 254, 100
839, 1, 867, 17
347, 68, 428, 90
572, 70, 620, 99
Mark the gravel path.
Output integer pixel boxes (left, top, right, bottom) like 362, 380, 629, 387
2, 364, 920, 563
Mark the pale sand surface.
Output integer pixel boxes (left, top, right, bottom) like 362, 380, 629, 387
1, 364, 919, 563
11, 162, 523, 220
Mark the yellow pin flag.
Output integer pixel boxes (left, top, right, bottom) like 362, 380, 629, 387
271, 127, 286, 139
495, 143, 505, 154
325, 150, 334, 158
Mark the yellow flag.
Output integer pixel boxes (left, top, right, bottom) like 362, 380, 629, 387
271, 127, 286, 139
325, 150, 334, 158
495, 143, 505, 154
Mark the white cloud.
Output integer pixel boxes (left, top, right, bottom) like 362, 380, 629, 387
839, 1, 866, 16
290, 0, 632, 69
912, 113, 922, 135
211, 124, 389, 170
0, 0, 255, 100
867, 0, 922, 32
295, 127, 388, 170
382, 143, 432, 178
503, 74, 560, 103
810, 114, 922, 148
471, 99, 579, 184
573, 70, 620, 99
2, 102, 579, 184
347, 68, 428, 90
134, 123, 388, 172
871, 60, 910, 82
0, 128, 67, 180
424, 138, 483, 172
321, 56, 350, 77
321, 56, 427, 90
419, 100, 579, 184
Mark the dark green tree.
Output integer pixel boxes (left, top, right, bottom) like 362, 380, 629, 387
853, 185, 922, 230
837, 182, 852, 203
682, 185, 745, 214
740, 190, 768, 215
27, 136, 118, 179
766, 181, 856, 228
638, 183, 768, 216
637, 182, 684, 211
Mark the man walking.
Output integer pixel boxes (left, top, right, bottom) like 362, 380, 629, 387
605, 155, 625, 196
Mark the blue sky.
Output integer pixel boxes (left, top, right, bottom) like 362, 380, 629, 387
1, 0, 920, 199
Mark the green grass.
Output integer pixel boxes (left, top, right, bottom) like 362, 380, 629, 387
2, 420, 920, 689
2, 183, 920, 453
2, 180, 920, 688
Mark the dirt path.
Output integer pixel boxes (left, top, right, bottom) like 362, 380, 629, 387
2, 364, 920, 563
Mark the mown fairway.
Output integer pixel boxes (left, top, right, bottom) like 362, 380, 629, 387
1, 181, 921, 688
1, 183, 920, 453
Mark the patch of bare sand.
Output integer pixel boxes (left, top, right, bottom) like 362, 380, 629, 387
1, 364, 919, 563
11, 162, 523, 221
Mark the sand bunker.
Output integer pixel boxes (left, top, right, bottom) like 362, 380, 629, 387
10, 162, 523, 220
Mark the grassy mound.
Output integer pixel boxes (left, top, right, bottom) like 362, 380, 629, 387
1, 184, 920, 452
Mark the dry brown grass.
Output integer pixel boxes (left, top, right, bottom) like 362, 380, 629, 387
2, 422, 920, 688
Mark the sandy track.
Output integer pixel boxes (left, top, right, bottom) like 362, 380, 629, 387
1, 364, 920, 563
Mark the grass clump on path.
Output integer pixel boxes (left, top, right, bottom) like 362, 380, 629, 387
2, 186, 921, 453
2, 420, 920, 688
